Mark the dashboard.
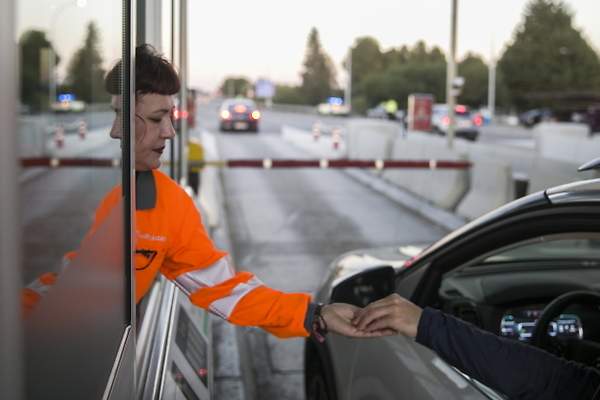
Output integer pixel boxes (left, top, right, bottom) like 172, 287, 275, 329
499, 306, 583, 342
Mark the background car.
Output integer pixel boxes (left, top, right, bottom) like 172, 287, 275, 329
431, 103, 479, 141
50, 93, 86, 113
305, 176, 600, 400
317, 97, 350, 116
219, 98, 260, 132
367, 104, 405, 123
518, 108, 554, 127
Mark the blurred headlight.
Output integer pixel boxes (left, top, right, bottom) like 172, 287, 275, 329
251, 110, 261, 120
220, 110, 231, 119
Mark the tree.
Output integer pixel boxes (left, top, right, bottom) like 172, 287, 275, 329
19, 30, 59, 111
272, 84, 305, 104
65, 21, 108, 103
220, 77, 251, 97
347, 36, 384, 92
498, 0, 600, 110
358, 41, 447, 110
457, 53, 489, 108
300, 27, 337, 105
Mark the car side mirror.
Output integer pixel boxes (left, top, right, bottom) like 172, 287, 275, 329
331, 266, 395, 307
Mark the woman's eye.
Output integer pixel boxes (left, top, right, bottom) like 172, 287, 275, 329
150, 118, 161, 123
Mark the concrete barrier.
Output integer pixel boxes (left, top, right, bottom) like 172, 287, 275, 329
281, 125, 347, 158
18, 117, 50, 157
457, 160, 514, 220
533, 122, 600, 164
345, 120, 400, 162
527, 157, 599, 194
382, 133, 469, 211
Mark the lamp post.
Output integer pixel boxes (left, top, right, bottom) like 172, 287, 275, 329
446, 0, 458, 148
345, 46, 352, 114
48, 0, 87, 108
488, 51, 496, 124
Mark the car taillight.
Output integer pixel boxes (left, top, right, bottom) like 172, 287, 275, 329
473, 115, 483, 126
455, 105, 467, 113
220, 110, 231, 119
442, 116, 451, 126
251, 110, 261, 120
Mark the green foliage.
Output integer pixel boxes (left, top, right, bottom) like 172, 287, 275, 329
458, 53, 489, 107
356, 41, 448, 109
347, 36, 384, 91
498, 0, 600, 110
272, 84, 306, 104
300, 27, 337, 105
19, 30, 59, 111
220, 76, 252, 97
64, 21, 109, 103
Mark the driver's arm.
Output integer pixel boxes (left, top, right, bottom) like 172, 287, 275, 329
417, 307, 600, 400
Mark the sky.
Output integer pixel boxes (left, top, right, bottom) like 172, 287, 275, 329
188, 0, 600, 92
17, 1, 600, 93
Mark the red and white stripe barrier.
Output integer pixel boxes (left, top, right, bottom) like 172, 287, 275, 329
21, 157, 471, 170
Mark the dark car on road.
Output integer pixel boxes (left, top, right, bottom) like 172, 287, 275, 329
518, 108, 554, 127
305, 173, 600, 400
219, 98, 260, 132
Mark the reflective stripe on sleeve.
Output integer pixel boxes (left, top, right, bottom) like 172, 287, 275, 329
208, 276, 263, 320
174, 256, 235, 296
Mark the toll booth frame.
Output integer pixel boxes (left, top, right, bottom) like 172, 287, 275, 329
1, 0, 212, 399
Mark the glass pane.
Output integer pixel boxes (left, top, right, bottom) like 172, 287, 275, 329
481, 234, 600, 264
17, 0, 127, 398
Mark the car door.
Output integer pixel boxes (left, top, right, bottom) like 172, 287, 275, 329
347, 204, 600, 400
349, 335, 493, 400
345, 264, 493, 400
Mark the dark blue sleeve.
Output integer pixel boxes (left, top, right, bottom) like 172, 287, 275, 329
415, 307, 600, 400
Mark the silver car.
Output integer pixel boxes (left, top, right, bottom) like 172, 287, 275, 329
305, 177, 600, 399
431, 104, 479, 141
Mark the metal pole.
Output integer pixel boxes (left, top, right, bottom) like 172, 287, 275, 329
0, 0, 22, 397
488, 45, 496, 123
179, 0, 189, 187
446, 0, 458, 148
345, 47, 352, 113
169, 0, 177, 179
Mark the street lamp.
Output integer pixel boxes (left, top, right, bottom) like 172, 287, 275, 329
345, 46, 352, 114
48, 0, 87, 108
446, 0, 458, 148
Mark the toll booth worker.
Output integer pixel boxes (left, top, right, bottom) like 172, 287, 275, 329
385, 99, 398, 120
23, 45, 370, 341
353, 294, 600, 399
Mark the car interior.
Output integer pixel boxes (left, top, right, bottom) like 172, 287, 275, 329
437, 233, 600, 368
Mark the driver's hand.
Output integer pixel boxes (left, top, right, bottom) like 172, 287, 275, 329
352, 294, 423, 338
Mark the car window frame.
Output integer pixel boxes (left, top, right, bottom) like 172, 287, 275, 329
407, 205, 600, 307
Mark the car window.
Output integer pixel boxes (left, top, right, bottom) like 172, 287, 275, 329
475, 233, 600, 265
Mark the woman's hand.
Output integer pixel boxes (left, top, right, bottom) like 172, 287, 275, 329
321, 303, 380, 338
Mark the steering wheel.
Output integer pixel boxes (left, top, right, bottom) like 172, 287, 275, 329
530, 290, 600, 367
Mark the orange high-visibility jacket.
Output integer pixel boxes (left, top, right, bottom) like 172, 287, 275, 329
24, 169, 311, 338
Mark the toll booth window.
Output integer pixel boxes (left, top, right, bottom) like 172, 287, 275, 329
17, 0, 128, 398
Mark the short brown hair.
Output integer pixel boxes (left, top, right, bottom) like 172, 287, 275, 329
105, 44, 180, 96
